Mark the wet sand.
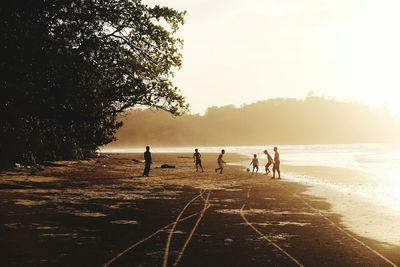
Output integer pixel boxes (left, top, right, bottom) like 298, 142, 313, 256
0, 153, 399, 267
283, 164, 400, 247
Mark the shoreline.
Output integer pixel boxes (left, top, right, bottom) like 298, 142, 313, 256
220, 155, 400, 248
0, 152, 399, 266
213, 154, 400, 248
282, 164, 400, 247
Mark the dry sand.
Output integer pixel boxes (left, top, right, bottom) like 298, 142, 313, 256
0, 153, 399, 267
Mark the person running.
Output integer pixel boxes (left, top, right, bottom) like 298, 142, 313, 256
193, 148, 204, 172
250, 154, 259, 175
143, 146, 152, 177
215, 149, 226, 174
264, 149, 273, 175
272, 146, 281, 179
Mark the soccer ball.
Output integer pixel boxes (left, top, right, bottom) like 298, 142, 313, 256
246, 168, 250, 172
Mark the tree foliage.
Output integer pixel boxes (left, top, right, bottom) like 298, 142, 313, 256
0, 0, 187, 165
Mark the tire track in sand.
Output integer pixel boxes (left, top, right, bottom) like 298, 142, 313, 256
240, 187, 305, 267
162, 189, 205, 267
103, 189, 206, 267
172, 191, 211, 267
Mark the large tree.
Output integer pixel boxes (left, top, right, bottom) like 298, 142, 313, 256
0, 0, 187, 165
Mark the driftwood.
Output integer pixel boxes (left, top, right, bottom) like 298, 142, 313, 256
42, 161, 68, 167
160, 164, 175, 169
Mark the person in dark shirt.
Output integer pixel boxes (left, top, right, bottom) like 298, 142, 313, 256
193, 148, 204, 172
143, 146, 152, 177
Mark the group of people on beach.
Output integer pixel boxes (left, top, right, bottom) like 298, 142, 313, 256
210, 147, 280, 179
249, 148, 280, 179
193, 148, 227, 174
143, 146, 281, 179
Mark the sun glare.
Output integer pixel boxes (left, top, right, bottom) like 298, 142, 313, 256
321, 1, 400, 116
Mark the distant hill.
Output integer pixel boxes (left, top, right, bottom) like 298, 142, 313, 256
108, 97, 400, 147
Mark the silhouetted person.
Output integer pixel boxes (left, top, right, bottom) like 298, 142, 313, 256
215, 149, 226, 174
264, 149, 273, 175
193, 148, 204, 172
272, 146, 280, 179
143, 146, 152, 177
250, 154, 259, 175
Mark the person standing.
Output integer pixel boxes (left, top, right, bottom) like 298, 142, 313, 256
250, 154, 259, 175
193, 148, 204, 172
272, 146, 281, 179
264, 149, 273, 175
143, 146, 152, 177
215, 149, 226, 174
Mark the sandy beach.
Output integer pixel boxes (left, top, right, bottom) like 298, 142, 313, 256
0, 153, 399, 267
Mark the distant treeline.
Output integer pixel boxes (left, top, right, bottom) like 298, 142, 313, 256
110, 97, 400, 147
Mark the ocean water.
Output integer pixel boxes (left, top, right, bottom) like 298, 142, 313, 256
272, 143, 400, 210
101, 144, 400, 245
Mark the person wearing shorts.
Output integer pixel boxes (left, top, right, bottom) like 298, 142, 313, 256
193, 148, 204, 172
215, 149, 226, 174
272, 146, 281, 179
250, 154, 259, 175
264, 149, 273, 175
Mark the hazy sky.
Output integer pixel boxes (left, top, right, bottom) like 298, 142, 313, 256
146, 0, 400, 115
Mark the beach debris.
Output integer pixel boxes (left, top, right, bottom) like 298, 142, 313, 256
224, 238, 234, 244
31, 165, 45, 172
160, 164, 175, 169
110, 220, 139, 225
42, 161, 68, 167
14, 163, 21, 168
